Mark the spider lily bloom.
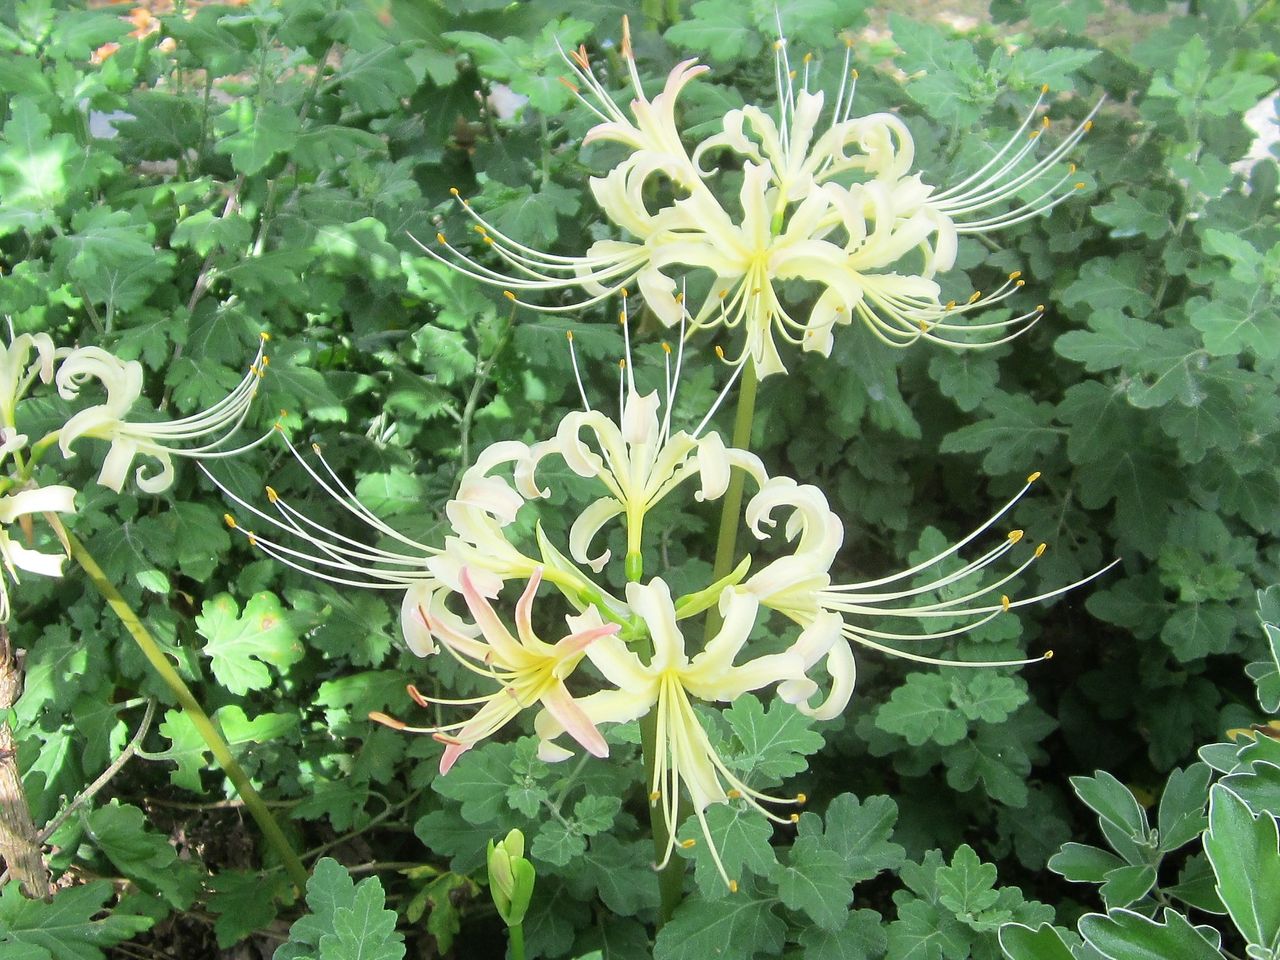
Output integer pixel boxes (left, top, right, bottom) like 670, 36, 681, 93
538, 578, 839, 889
1, 332, 58, 428
428, 20, 1094, 375
370, 567, 619, 773
204, 429, 464, 657
55, 335, 273, 494
0, 480, 76, 621
747, 472, 1120, 668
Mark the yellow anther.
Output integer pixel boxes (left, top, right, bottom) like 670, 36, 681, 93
368, 711, 406, 731
1083, 120, 1093, 132
727, 789, 742, 799
718, 289, 728, 299
946, 300, 957, 310
1042, 116, 1051, 128
851, 68, 859, 78
674, 292, 684, 304
619, 359, 626, 370
773, 39, 784, 50
261, 356, 270, 367
273, 421, 286, 432
650, 791, 661, 803
619, 312, 627, 324
247, 532, 258, 547
259, 331, 271, 341
1027, 470, 1041, 483
1008, 529, 1024, 544
473, 224, 486, 234
436, 232, 446, 244
789, 813, 800, 823
1029, 130, 1041, 140
1009, 271, 1022, 281
729, 880, 740, 893
681, 838, 697, 849
566, 330, 574, 342
1001, 595, 1011, 611
795, 792, 807, 805
1068, 162, 1077, 173
265, 486, 278, 503
788, 69, 797, 79
620, 287, 629, 298
1075, 182, 1086, 190
803, 52, 813, 63
1035, 542, 1048, 557
1044, 649, 1055, 660
662, 342, 672, 354
224, 514, 237, 529
449, 186, 460, 196
715, 345, 726, 359
483, 236, 493, 245
968, 290, 982, 304
1041, 83, 1049, 94
1036, 304, 1045, 312
503, 290, 516, 301
1016, 279, 1025, 287
312, 443, 322, 454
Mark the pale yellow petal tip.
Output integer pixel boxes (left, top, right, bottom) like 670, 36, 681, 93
1001, 594, 1011, 611
265, 485, 279, 503
1008, 529, 1024, 544
1027, 470, 1041, 483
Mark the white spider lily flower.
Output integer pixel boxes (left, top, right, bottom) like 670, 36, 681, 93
428, 19, 1095, 376
537, 578, 834, 889
745, 471, 1120, 668
0, 482, 76, 621
370, 567, 619, 773
56, 335, 272, 494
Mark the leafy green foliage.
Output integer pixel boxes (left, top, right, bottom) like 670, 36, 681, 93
0, 882, 152, 960
277, 859, 405, 960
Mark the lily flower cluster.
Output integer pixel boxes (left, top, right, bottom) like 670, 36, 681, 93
0, 328, 271, 619
429, 18, 1099, 376
219, 321, 1113, 888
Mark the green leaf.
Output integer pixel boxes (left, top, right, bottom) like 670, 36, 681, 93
946, 724, 1034, 807
431, 741, 517, 824
197, 591, 304, 695
1070, 772, 1150, 844
794, 793, 905, 884
875, 673, 967, 747
1204, 784, 1280, 952
665, 0, 762, 63
1158, 763, 1211, 852
798, 910, 887, 960
722, 695, 824, 781
1060, 255, 1155, 319
998, 922, 1076, 960
939, 395, 1059, 475
1078, 908, 1223, 960
205, 870, 288, 949
320, 875, 405, 960
0, 882, 152, 960
1092, 188, 1174, 240
771, 840, 850, 931
480, 181, 581, 250
1098, 864, 1157, 910
153, 705, 298, 792
677, 802, 778, 896
1009, 47, 1100, 90
1048, 843, 1124, 883
928, 349, 1003, 412
936, 844, 1001, 917
890, 13, 987, 127
950, 674, 1028, 724
567, 834, 662, 917
652, 885, 785, 960
217, 100, 301, 176
87, 801, 202, 908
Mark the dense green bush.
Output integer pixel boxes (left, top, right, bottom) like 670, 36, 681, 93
0, 0, 1276, 957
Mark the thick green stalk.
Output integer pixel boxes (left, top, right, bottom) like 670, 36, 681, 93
509, 923, 526, 960
640, 709, 685, 926
703, 364, 760, 641
69, 533, 309, 893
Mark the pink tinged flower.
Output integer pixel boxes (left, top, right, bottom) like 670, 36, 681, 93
371, 568, 618, 774
56, 335, 273, 493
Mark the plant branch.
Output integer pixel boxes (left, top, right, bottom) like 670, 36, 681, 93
68, 532, 309, 894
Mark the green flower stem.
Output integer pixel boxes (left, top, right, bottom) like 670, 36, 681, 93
640, 709, 685, 927
509, 923, 526, 960
68, 532, 309, 894
703, 362, 760, 642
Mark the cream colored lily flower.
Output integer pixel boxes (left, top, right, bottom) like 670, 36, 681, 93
371, 567, 619, 773
0, 480, 76, 621
537, 577, 838, 889
429, 20, 1095, 376
56, 335, 272, 493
